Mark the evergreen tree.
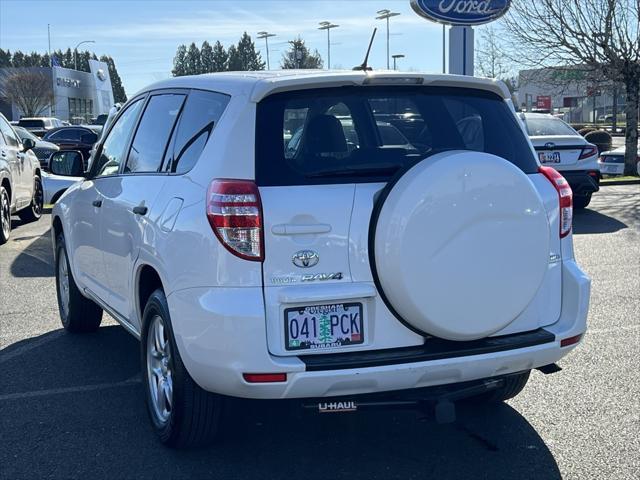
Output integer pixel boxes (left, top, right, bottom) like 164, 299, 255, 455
100, 55, 127, 103
0, 49, 10, 67
172, 44, 188, 77
12, 51, 25, 67
62, 48, 73, 68
234, 32, 265, 71
227, 45, 242, 71
23, 52, 42, 67
281, 37, 323, 69
40, 53, 50, 67
200, 41, 214, 73
211, 41, 228, 72
185, 42, 201, 75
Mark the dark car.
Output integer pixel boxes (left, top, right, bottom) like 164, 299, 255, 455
42, 126, 99, 164
13, 126, 59, 169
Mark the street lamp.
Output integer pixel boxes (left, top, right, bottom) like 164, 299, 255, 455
376, 9, 400, 70
392, 54, 405, 71
318, 21, 339, 70
74, 40, 95, 71
257, 31, 276, 70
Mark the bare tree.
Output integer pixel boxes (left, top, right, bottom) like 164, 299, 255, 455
0, 69, 54, 117
476, 26, 512, 80
503, 0, 640, 175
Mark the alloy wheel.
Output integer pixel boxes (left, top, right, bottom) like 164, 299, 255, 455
57, 247, 70, 318
1, 190, 10, 239
146, 315, 173, 425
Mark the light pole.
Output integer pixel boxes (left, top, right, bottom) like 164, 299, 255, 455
376, 9, 400, 70
318, 21, 339, 70
74, 40, 95, 70
392, 54, 404, 71
288, 41, 303, 69
257, 31, 276, 70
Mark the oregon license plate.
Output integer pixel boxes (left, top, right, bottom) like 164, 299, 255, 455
538, 151, 561, 163
284, 302, 364, 351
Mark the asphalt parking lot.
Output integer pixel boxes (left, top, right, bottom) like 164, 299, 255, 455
1, 185, 638, 480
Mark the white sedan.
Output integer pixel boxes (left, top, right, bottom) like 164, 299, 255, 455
598, 146, 640, 176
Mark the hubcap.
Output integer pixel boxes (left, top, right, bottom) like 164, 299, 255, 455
1, 191, 9, 238
146, 315, 173, 425
57, 248, 70, 318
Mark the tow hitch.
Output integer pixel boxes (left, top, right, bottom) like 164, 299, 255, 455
302, 377, 508, 424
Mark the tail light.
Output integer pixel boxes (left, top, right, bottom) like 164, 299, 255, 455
206, 179, 264, 261
579, 144, 598, 160
539, 166, 573, 238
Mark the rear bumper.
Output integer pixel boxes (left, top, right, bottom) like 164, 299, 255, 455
560, 170, 600, 196
168, 260, 590, 400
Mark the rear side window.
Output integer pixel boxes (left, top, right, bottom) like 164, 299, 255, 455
18, 119, 45, 129
256, 86, 538, 186
166, 90, 230, 174
125, 94, 185, 174
47, 129, 82, 141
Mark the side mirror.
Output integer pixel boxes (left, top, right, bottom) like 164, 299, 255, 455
21, 138, 36, 152
49, 150, 85, 177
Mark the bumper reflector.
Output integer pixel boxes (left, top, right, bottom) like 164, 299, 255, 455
560, 334, 582, 347
243, 373, 287, 383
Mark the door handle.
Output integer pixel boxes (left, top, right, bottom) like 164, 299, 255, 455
133, 205, 148, 216
92, 200, 102, 207
0, 151, 6, 158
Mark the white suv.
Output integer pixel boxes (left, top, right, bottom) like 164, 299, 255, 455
51, 71, 591, 448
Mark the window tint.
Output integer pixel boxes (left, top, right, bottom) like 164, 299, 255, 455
18, 119, 45, 129
0, 117, 19, 147
125, 94, 185, 174
256, 86, 538, 186
523, 116, 577, 136
47, 129, 82, 141
93, 99, 144, 177
167, 90, 230, 173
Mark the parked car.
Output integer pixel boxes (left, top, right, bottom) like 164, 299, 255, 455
13, 126, 59, 169
51, 71, 590, 448
598, 145, 640, 176
0, 114, 43, 244
17, 117, 64, 137
42, 126, 99, 165
520, 112, 600, 209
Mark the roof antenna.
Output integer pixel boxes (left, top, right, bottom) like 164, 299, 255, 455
353, 28, 377, 71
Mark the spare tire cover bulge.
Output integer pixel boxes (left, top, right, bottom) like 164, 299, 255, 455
372, 151, 550, 341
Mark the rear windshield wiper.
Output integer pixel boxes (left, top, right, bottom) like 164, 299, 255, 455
306, 165, 402, 178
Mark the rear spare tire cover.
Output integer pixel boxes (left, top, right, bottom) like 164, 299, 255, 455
372, 151, 549, 341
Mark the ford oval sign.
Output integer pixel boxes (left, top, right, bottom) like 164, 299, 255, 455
410, 0, 511, 26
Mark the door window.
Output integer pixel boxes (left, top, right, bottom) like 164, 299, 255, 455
92, 99, 144, 178
0, 117, 19, 147
124, 94, 185, 174
166, 90, 230, 174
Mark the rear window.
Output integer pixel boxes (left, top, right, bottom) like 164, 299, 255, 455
256, 86, 538, 186
523, 116, 577, 136
18, 119, 45, 128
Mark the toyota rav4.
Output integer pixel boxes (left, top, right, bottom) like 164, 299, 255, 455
51, 71, 591, 448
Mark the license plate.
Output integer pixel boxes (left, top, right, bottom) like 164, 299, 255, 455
284, 302, 364, 351
604, 165, 618, 173
538, 151, 561, 163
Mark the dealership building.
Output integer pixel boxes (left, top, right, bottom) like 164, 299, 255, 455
0, 59, 114, 122
517, 66, 626, 123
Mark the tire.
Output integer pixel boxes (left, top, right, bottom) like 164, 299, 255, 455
141, 289, 222, 448
0, 186, 10, 245
55, 233, 102, 333
573, 193, 592, 209
18, 176, 43, 223
472, 371, 531, 403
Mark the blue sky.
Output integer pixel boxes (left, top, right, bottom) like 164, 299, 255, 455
0, 0, 491, 96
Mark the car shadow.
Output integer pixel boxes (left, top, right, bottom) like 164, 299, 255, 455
573, 208, 627, 234
0, 325, 562, 480
9, 226, 54, 277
